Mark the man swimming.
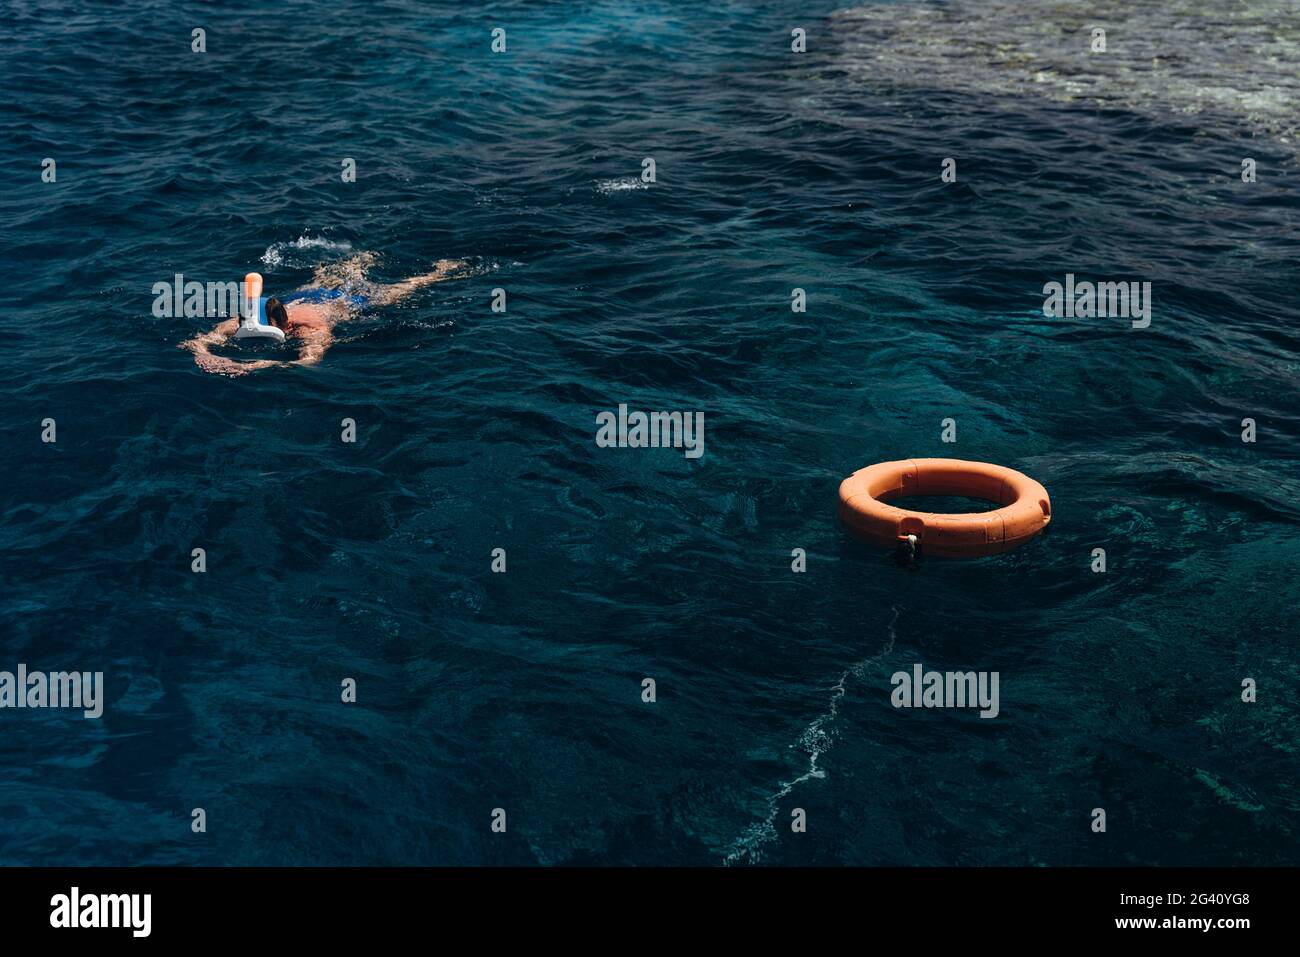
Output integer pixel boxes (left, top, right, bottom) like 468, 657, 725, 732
182, 253, 469, 375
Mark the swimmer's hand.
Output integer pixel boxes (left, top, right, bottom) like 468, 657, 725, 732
433, 258, 471, 278
193, 352, 269, 376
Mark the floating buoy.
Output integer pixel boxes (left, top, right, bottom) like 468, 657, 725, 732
839, 458, 1051, 558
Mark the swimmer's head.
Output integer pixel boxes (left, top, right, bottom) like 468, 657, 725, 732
265, 297, 289, 330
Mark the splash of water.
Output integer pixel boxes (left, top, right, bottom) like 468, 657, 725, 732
260, 235, 355, 269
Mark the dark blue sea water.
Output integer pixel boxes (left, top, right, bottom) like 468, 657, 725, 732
2, 0, 1298, 866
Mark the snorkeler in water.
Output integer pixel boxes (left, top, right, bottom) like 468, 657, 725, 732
182, 253, 469, 375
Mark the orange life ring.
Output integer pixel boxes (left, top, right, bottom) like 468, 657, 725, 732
839, 458, 1051, 557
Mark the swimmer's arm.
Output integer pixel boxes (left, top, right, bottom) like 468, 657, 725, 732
192, 354, 281, 376
179, 318, 239, 355
290, 331, 332, 367
183, 319, 260, 374
183, 319, 292, 375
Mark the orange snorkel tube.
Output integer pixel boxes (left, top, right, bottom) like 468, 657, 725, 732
234, 271, 285, 342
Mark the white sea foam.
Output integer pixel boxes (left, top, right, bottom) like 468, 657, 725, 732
833, 0, 1300, 144
595, 177, 649, 195
724, 606, 901, 865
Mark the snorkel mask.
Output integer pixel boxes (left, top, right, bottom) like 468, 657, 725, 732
234, 272, 286, 342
